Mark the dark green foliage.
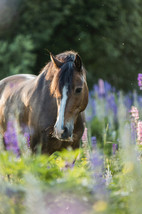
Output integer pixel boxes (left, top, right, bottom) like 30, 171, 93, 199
91, 117, 104, 145
0, 0, 142, 90
0, 35, 36, 78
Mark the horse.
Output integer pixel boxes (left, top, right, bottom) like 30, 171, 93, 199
0, 50, 88, 154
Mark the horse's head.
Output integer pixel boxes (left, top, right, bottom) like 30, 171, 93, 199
49, 51, 88, 141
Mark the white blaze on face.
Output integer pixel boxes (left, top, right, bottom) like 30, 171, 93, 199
55, 85, 68, 136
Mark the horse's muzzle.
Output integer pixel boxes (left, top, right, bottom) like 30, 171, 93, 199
54, 125, 73, 142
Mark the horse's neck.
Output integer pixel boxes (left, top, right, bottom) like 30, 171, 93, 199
26, 72, 57, 126
34, 71, 56, 104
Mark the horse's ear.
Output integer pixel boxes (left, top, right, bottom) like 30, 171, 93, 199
74, 54, 82, 71
50, 53, 63, 68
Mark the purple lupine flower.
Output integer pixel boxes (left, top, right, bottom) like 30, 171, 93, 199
124, 94, 133, 110
90, 98, 96, 117
112, 144, 118, 155
91, 136, 97, 150
90, 151, 107, 199
104, 81, 111, 94
91, 152, 104, 168
4, 120, 20, 156
106, 94, 117, 118
24, 132, 30, 147
22, 126, 31, 148
138, 73, 142, 90
93, 84, 99, 97
137, 96, 142, 108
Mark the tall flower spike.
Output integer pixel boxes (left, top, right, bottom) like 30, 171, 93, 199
112, 143, 118, 155
130, 106, 139, 123
138, 73, 142, 90
91, 136, 97, 150
137, 121, 142, 144
82, 127, 88, 143
4, 120, 20, 156
98, 79, 105, 97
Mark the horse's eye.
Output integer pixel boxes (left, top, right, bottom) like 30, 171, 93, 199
75, 87, 82, 94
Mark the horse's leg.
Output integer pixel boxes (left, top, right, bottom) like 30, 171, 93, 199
2, 136, 6, 150
30, 133, 41, 153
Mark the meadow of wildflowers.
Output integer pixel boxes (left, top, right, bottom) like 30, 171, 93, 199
1, 76, 142, 213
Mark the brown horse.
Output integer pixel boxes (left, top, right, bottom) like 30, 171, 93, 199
0, 51, 88, 154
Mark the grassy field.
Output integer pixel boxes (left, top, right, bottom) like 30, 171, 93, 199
0, 79, 142, 214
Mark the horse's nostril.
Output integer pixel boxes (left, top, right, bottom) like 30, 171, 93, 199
61, 126, 71, 139
63, 126, 68, 133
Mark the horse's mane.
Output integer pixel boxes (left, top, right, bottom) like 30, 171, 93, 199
48, 51, 77, 97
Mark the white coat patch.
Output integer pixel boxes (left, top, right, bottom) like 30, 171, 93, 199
55, 85, 68, 135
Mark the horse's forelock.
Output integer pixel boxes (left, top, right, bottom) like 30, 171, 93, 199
58, 60, 74, 94
50, 55, 75, 97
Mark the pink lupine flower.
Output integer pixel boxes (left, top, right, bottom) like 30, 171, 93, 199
98, 79, 105, 96
137, 121, 142, 144
130, 106, 140, 144
130, 106, 139, 123
82, 127, 88, 142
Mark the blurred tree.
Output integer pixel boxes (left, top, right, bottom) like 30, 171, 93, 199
0, 0, 142, 91
0, 35, 36, 78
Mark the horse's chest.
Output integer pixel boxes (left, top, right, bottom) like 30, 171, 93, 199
42, 136, 77, 154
